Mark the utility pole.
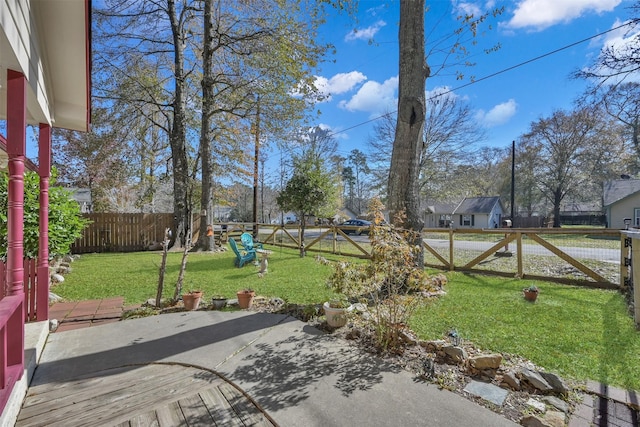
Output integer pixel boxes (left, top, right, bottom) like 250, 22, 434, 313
511, 140, 515, 220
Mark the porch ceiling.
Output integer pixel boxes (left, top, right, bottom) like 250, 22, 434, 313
0, 0, 90, 132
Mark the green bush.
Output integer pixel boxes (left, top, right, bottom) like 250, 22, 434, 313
0, 169, 90, 259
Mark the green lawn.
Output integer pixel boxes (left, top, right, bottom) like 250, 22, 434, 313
54, 246, 343, 305
54, 247, 640, 391
411, 272, 640, 391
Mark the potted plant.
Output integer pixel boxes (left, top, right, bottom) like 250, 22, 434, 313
182, 290, 203, 311
236, 288, 255, 309
211, 295, 227, 310
323, 298, 352, 328
523, 285, 539, 302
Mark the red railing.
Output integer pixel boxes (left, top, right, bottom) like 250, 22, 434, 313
0, 295, 24, 413
0, 258, 39, 413
0, 259, 38, 322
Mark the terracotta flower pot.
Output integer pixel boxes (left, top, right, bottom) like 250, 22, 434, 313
183, 291, 203, 311
237, 290, 255, 309
523, 288, 538, 302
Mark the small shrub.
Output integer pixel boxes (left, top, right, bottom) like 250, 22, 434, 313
327, 198, 438, 351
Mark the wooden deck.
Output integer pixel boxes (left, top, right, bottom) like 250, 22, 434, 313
16, 363, 277, 427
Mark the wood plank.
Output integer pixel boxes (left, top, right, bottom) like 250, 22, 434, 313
18, 365, 222, 427
64, 373, 221, 427
155, 400, 188, 427
527, 233, 610, 284
24, 365, 166, 405
422, 240, 449, 268
199, 387, 244, 427
178, 394, 215, 427
462, 233, 517, 269
22, 365, 179, 409
129, 410, 160, 427
218, 382, 274, 427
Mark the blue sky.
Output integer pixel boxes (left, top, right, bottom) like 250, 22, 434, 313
290, 0, 640, 160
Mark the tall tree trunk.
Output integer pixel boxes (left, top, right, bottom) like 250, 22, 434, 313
552, 189, 562, 228
388, 0, 427, 234
196, 0, 215, 251
168, 0, 191, 248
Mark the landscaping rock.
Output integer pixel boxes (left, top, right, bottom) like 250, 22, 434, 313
49, 292, 63, 303
520, 368, 553, 392
501, 371, 521, 391
469, 353, 503, 370
49, 319, 59, 332
443, 344, 468, 363
463, 380, 509, 406
526, 397, 547, 412
351, 302, 368, 313
520, 415, 553, 427
421, 339, 446, 352
540, 372, 569, 394
543, 410, 565, 427
51, 273, 64, 283
542, 396, 569, 413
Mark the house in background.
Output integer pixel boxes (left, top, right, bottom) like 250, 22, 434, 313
559, 201, 605, 226
603, 178, 640, 229
422, 196, 505, 229
452, 196, 505, 229
423, 201, 458, 228
68, 188, 93, 213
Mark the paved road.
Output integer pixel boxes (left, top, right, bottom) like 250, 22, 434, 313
269, 229, 620, 263
423, 239, 620, 262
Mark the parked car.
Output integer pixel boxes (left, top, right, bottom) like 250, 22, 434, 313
338, 219, 372, 235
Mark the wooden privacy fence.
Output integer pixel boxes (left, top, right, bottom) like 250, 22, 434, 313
71, 214, 257, 254
72, 213, 174, 253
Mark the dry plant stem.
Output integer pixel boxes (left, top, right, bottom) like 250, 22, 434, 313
156, 227, 170, 307
173, 230, 192, 302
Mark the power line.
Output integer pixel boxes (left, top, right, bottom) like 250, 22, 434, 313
327, 18, 640, 140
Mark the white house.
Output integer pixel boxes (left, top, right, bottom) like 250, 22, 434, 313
423, 197, 505, 229
603, 179, 640, 229
424, 202, 458, 228
452, 196, 505, 229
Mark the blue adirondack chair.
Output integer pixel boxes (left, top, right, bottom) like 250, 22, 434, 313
229, 238, 256, 268
240, 232, 263, 251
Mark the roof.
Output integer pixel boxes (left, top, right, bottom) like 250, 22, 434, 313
560, 201, 602, 213
603, 179, 640, 207
0, 0, 91, 131
425, 203, 458, 214
453, 196, 503, 215
67, 187, 92, 203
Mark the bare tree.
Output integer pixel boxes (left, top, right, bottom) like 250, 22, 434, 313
522, 107, 609, 227
575, 1, 640, 84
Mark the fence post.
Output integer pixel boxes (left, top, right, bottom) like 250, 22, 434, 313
516, 232, 523, 278
448, 228, 454, 271
622, 231, 640, 326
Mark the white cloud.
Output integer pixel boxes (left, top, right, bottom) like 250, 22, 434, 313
338, 76, 398, 116
505, 0, 621, 31
476, 99, 517, 127
453, 2, 482, 18
426, 86, 458, 102
451, 1, 497, 17
313, 71, 367, 101
345, 20, 386, 42
587, 19, 640, 83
